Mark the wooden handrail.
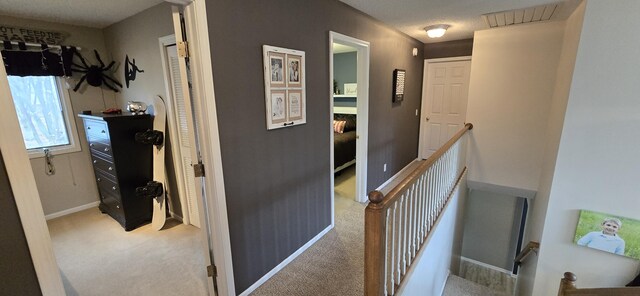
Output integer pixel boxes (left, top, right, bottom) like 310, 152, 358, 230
367, 123, 473, 210
514, 241, 540, 265
364, 123, 473, 296
558, 272, 640, 296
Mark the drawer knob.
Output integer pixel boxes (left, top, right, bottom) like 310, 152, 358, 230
108, 166, 113, 171
101, 130, 106, 133
112, 186, 117, 190
87, 127, 91, 130
116, 205, 120, 209
97, 178, 101, 182
93, 160, 97, 164
90, 143, 94, 147
104, 148, 110, 152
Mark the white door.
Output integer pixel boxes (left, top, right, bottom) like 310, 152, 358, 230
164, 44, 201, 228
419, 58, 471, 159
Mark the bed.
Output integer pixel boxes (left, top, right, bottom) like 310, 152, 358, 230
334, 114, 357, 172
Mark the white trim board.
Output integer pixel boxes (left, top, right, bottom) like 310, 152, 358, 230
45, 201, 100, 221
466, 180, 537, 199
439, 270, 451, 296
183, 1, 236, 295
238, 225, 333, 296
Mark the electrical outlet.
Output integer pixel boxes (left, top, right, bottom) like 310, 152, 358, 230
383, 163, 387, 172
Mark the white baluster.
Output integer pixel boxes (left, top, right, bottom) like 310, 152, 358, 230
390, 202, 397, 296
385, 208, 390, 296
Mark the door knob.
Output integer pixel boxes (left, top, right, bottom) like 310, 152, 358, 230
426, 117, 430, 122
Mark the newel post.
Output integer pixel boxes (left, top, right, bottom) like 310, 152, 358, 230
365, 190, 386, 296
557, 272, 577, 296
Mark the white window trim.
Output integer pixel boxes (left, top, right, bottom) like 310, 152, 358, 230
25, 77, 81, 159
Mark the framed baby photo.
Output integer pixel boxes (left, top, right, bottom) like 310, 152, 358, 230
573, 209, 640, 260
263, 45, 306, 130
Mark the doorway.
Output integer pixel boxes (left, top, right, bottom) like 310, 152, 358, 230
329, 32, 370, 225
0, 2, 225, 295
419, 57, 471, 159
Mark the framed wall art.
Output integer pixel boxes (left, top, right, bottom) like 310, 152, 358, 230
574, 209, 640, 260
263, 45, 306, 130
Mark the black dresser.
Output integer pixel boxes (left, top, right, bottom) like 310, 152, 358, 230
79, 113, 153, 231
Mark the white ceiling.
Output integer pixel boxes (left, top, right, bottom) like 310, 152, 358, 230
0, 0, 165, 28
340, 0, 581, 43
0, 0, 581, 40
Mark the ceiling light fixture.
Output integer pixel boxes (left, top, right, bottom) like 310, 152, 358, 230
424, 24, 450, 38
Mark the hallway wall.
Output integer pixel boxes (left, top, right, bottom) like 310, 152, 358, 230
205, 0, 424, 292
532, 1, 640, 294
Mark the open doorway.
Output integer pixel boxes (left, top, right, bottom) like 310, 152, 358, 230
329, 32, 370, 225
0, 2, 219, 295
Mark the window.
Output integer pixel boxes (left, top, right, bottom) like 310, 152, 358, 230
7, 76, 80, 158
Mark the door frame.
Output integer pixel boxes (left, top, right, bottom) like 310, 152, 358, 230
0, 52, 66, 296
0, 0, 235, 295
329, 32, 370, 220
418, 56, 472, 159
182, 1, 235, 295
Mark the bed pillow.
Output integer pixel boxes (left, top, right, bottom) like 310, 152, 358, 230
334, 114, 356, 132
333, 120, 346, 133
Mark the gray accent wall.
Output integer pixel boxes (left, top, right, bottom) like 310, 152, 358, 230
0, 151, 42, 295
333, 52, 357, 94
206, 0, 424, 292
424, 38, 473, 59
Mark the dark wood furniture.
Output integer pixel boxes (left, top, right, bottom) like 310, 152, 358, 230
79, 113, 153, 231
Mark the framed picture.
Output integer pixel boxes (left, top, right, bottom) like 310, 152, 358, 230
269, 90, 287, 124
287, 55, 302, 86
287, 90, 303, 121
574, 209, 640, 260
263, 45, 306, 130
268, 52, 286, 88
344, 83, 357, 96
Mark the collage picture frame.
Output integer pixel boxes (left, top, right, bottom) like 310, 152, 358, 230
263, 45, 306, 130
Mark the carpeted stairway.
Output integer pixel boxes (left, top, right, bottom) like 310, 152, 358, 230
443, 275, 510, 296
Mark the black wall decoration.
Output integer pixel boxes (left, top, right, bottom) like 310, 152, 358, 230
124, 55, 144, 88
392, 69, 406, 102
72, 50, 122, 92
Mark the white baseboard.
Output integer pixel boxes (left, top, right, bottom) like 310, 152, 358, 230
238, 224, 333, 296
45, 201, 100, 220
375, 158, 420, 193
169, 211, 184, 223
439, 269, 451, 296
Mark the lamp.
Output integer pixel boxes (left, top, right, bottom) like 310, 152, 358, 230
424, 24, 450, 38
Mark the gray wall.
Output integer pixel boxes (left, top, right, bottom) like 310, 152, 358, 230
333, 52, 356, 94
0, 151, 42, 295
206, 0, 424, 292
424, 38, 473, 59
461, 190, 523, 271
103, 2, 183, 218
1, 15, 117, 216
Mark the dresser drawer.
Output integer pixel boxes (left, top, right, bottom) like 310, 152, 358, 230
84, 120, 109, 139
88, 139, 114, 158
101, 192, 124, 219
95, 172, 121, 201
91, 153, 117, 176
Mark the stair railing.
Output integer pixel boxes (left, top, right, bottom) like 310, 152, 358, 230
558, 272, 640, 295
364, 123, 473, 296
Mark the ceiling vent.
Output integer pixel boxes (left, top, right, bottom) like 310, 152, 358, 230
482, 3, 559, 28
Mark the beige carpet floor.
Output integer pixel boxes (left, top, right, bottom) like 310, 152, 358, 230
250, 165, 366, 296
47, 208, 209, 296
